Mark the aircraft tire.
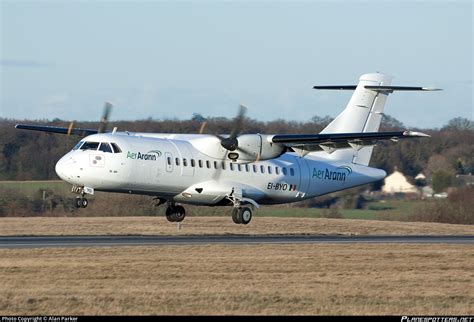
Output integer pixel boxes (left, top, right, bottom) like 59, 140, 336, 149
165, 207, 176, 222
80, 198, 88, 208
231, 208, 242, 224
240, 207, 252, 225
74, 198, 82, 209
174, 205, 186, 222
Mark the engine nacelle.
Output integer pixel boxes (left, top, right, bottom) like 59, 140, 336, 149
236, 134, 285, 161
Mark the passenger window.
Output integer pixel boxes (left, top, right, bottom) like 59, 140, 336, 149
191, 159, 195, 167
221, 161, 226, 170
167, 157, 171, 165
198, 160, 203, 168
230, 163, 234, 171
175, 158, 180, 166
290, 168, 295, 176
237, 164, 241, 171
245, 164, 249, 172
99, 143, 113, 153
253, 165, 257, 173
80, 142, 99, 151
268, 166, 272, 174
275, 167, 280, 175
260, 165, 265, 174
72, 141, 84, 150
214, 161, 218, 169
110, 143, 122, 153
282, 167, 287, 175
206, 160, 210, 169
183, 158, 187, 167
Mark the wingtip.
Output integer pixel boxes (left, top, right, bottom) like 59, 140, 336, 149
403, 130, 431, 137
421, 87, 443, 91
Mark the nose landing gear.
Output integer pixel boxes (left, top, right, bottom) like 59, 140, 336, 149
71, 185, 93, 209
74, 197, 88, 208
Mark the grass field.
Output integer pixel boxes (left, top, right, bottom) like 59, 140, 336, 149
0, 180, 69, 195
0, 244, 472, 315
0, 216, 473, 236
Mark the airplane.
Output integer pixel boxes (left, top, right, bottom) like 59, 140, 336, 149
15, 73, 440, 224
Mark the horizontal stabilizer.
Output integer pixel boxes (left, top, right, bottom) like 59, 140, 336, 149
313, 85, 442, 92
313, 85, 357, 90
364, 85, 442, 93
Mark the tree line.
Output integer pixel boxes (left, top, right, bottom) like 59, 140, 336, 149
0, 115, 473, 192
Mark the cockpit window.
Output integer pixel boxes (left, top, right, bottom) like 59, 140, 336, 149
110, 143, 122, 153
72, 141, 84, 150
80, 142, 100, 151
99, 143, 113, 153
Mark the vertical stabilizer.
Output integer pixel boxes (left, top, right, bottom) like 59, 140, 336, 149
317, 73, 393, 166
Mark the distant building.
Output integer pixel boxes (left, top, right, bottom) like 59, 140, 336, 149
456, 174, 474, 186
382, 170, 418, 194
415, 173, 426, 180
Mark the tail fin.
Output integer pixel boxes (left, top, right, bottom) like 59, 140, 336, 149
314, 72, 440, 166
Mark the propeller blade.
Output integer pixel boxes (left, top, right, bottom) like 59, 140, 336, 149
230, 104, 247, 139
220, 104, 248, 151
67, 122, 75, 136
98, 102, 113, 133
199, 121, 207, 134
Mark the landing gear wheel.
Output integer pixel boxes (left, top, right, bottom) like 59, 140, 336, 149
240, 207, 252, 225
80, 198, 88, 208
166, 207, 175, 222
166, 205, 186, 222
232, 208, 242, 224
174, 205, 186, 222
74, 198, 82, 209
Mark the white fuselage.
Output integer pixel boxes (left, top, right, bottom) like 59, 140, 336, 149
55, 133, 386, 206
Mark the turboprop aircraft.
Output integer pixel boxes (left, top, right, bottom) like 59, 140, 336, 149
15, 73, 440, 224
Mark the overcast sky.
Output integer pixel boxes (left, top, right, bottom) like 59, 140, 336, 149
1, 0, 472, 129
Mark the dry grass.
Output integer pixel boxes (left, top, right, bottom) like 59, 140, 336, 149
0, 244, 472, 315
0, 216, 473, 236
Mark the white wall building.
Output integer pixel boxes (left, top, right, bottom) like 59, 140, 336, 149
382, 170, 418, 194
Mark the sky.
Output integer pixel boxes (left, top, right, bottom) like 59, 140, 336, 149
1, 0, 472, 129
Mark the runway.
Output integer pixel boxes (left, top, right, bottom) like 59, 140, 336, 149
0, 235, 472, 248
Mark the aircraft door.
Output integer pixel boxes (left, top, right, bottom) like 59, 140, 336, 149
296, 157, 311, 198
165, 152, 173, 173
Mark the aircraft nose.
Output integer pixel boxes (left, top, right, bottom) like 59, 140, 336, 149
55, 156, 76, 181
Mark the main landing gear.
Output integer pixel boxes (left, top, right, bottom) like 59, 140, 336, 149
231, 207, 252, 225
226, 187, 258, 225
166, 203, 186, 222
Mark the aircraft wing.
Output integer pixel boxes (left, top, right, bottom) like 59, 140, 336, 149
271, 131, 430, 154
15, 124, 99, 136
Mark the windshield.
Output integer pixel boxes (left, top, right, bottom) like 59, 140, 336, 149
72, 141, 84, 150
80, 142, 100, 151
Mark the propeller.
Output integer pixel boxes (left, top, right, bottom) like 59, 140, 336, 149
192, 104, 259, 162
98, 102, 113, 133
220, 104, 247, 151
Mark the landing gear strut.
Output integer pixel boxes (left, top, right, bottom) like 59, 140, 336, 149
231, 207, 252, 225
166, 204, 186, 222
